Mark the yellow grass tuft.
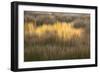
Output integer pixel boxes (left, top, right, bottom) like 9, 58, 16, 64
24, 22, 83, 40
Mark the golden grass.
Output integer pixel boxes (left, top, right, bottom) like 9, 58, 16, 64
24, 22, 90, 61
24, 22, 84, 40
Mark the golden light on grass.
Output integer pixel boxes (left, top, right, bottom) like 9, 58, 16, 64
24, 22, 83, 40
24, 12, 90, 61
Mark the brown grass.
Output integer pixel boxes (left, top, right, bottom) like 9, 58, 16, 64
24, 21, 90, 61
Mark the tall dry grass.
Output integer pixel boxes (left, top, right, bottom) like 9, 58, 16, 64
24, 22, 83, 40
24, 21, 90, 61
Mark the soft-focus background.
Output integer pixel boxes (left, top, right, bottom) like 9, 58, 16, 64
0, 0, 99, 73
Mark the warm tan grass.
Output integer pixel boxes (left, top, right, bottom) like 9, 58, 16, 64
24, 22, 84, 40
24, 22, 90, 61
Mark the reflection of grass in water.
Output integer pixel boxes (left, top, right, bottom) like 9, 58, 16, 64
24, 22, 90, 61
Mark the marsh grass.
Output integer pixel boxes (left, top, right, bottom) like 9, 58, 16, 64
24, 22, 90, 61
24, 44, 90, 61
24, 12, 90, 61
